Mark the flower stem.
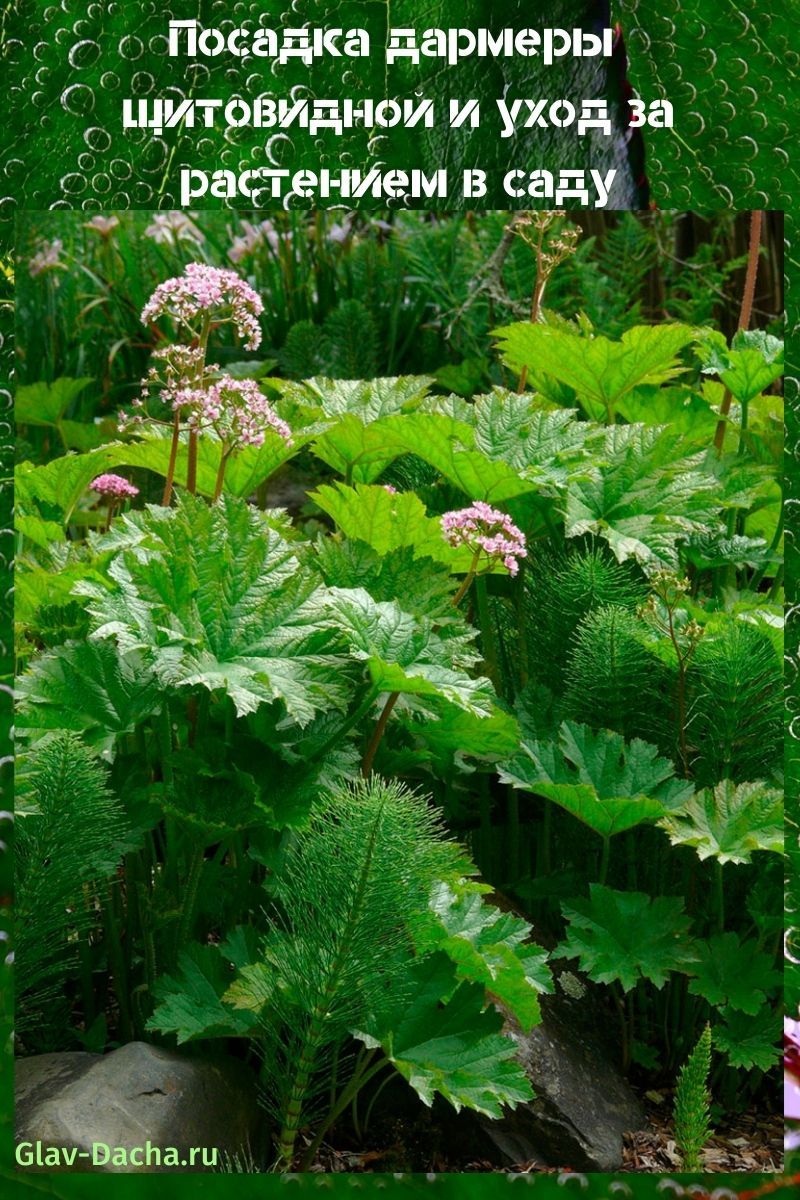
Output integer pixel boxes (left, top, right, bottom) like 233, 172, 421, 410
186, 429, 198, 495
474, 574, 501, 694
452, 551, 481, 607
162, 413, 180, 505
213, 449, 229, 502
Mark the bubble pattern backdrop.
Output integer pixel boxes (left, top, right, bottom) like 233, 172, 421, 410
621, 0, 797, 209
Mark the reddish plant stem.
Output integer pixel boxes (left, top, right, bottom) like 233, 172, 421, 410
162, 414, 181, 506
186, 430, 198, 496
713, 209, 763, 452
213, 450, 229, 502
361, 691, 399, 777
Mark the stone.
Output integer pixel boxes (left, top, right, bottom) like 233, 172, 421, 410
15, 1041, 263, 1172
478, 972, 646, 1171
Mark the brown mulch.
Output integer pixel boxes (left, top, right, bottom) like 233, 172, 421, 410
622, 1093, 783, 1174
302, 1100, 783, 1173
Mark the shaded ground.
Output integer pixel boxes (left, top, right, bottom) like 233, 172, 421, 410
302, 1101, 782, 1174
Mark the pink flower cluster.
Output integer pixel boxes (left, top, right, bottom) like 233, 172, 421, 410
441, 501, 527, 576
136, 345, 215, 417
182, 376, 292, 450
140, 263, 264, 350
90, 473, 139, 500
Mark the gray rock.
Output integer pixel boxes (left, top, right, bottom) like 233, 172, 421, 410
480, 974, 646, 1171
16, 1041, 262, 1172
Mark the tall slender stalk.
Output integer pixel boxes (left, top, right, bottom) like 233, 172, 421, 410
162, 413, 181, 505
213, 449, 230, 502
361, 691, 399, 777
186, 430, 199, 496
713, 210, 763, 453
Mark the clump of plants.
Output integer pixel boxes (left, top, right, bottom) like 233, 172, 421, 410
14, 211, 783, 1170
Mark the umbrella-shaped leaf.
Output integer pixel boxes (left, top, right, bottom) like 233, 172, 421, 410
289, 375, 433, 483
658, 780, 783, 865
493, 323, 695, 423
311, 482, 476, 572
147, 937, 260, 1045
712, 1006, 780, 1073
688, 933, 781, 1015
76, 494, 356, 724
563, 424, 721, 567
499, 721, 693, 838
555, 884, 696, 992
324, 587, 494, 716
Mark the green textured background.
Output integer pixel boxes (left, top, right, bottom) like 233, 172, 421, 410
0, 0, 796, 1193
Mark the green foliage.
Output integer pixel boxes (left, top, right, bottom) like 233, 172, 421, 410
566, 215, 658, 337
11, 214, 784, 1151
382, 410, 539, 503
147, 933, 260, 1045
562, 425, 721, 567
687, 935, 781, 1016
673, 1023, 712, 1172
280, 300, 379, 379
493, 323, 695, 423
211, 778, 535, 1167
698, 329, 784, 407
564, 606, 668, 745
499, 722, 692, 839
77, 494, 355, 723
658, 780, 783, 865
556, 885, 696, 992
324, 586, 494, 716
682, 532, 776, 572
290, 374, 432, 483
523, 547, 646, 690
312, 481, 474, 570
685, 621, 782, 785
712, 1006, 780, 1073
356, 953, 533, 1120
410, 877, 552, 1032
16, 377, 94, 427
15, 734, 131, 1044
17, 640, 162, 758
315, 540, 457, 619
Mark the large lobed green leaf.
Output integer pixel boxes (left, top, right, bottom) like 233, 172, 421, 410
563, 424, 722, 567
312, 481, 475, 571
17, 640, 162, 759
356, 953, 533, 1119
492, 323, 695, 422
382, 411, 538, 503
147, 930, 261, 1044
324, 587, 495, 716
287, 375, 434, 483
688, 933, 781, 1016
658, 779, 783, 864
411, 878, 552, 1033
499, 721, 693, 839
77, 494, 354, 724
556, 884, 696, 992
16, 377, 94, 427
